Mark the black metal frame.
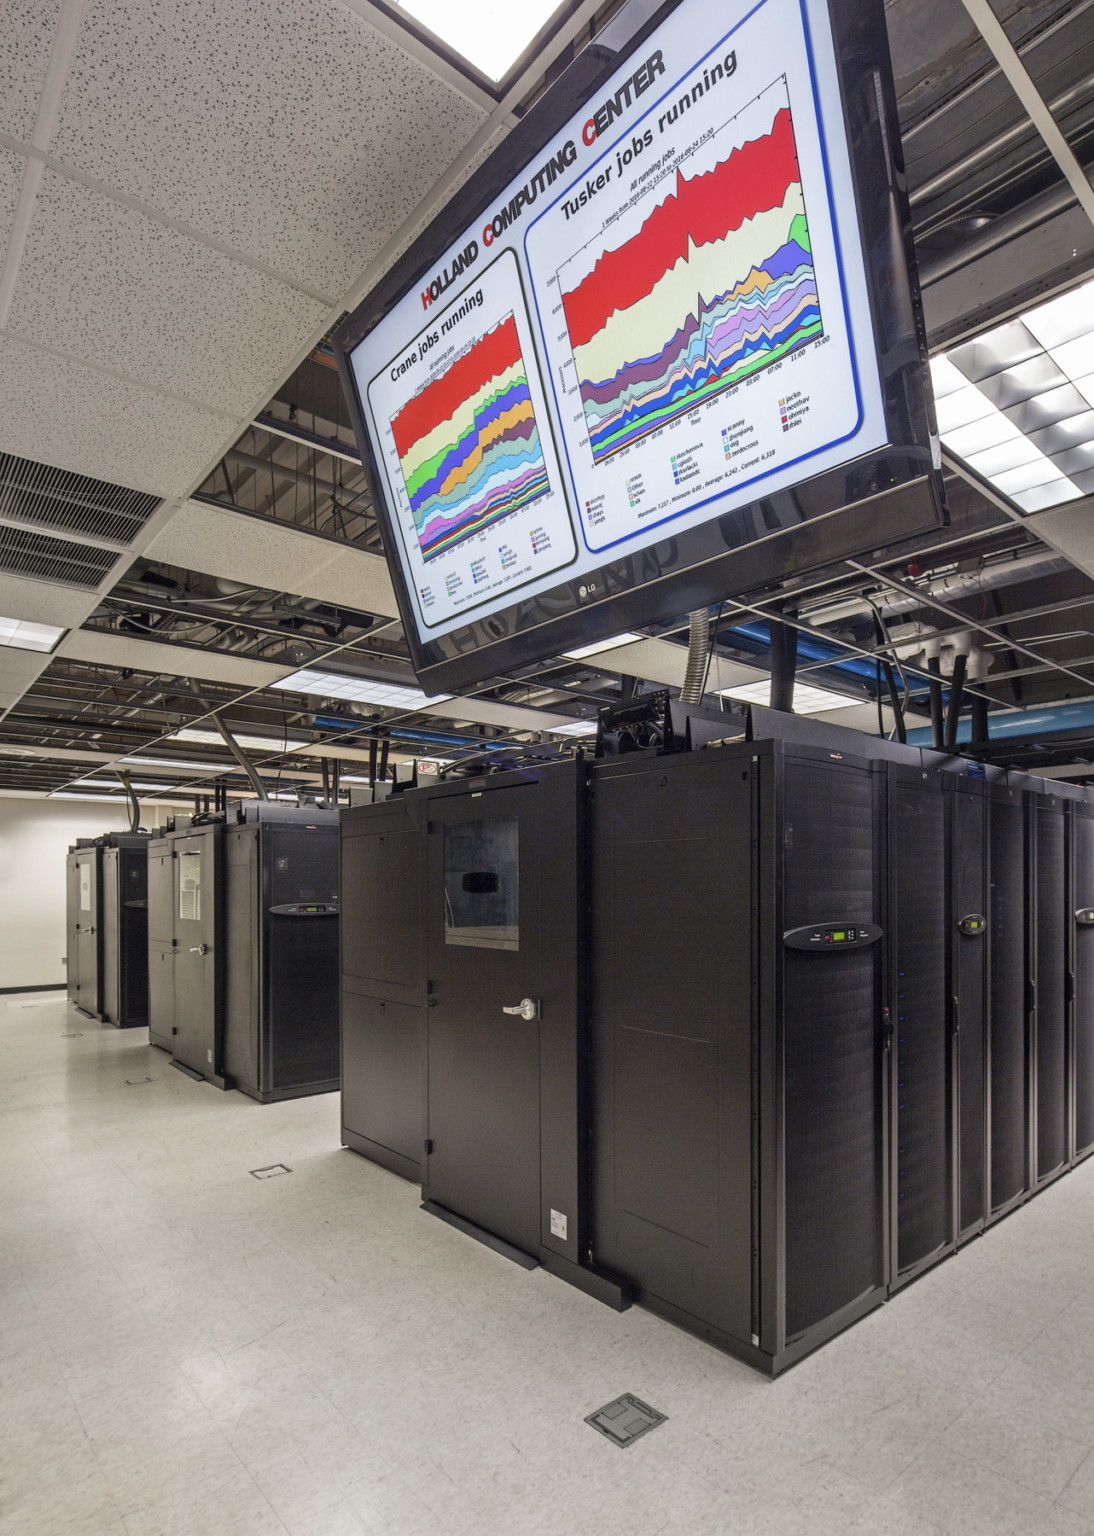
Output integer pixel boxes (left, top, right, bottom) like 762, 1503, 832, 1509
333, 0, 943, 693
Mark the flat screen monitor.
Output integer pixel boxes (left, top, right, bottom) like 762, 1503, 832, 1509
335, 0, 943, 693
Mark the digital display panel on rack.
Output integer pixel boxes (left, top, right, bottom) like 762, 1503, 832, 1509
336, 0, 942, 692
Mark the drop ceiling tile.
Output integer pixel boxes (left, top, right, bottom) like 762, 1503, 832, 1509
48, 0, 488, 295
0, 572, 89, 629
58, 627, 292, 688
0, 0, 62, 140
7, 170, 329, 416
146, 500, 399, 617
0, 332, 233, 498
0, 147, 23, 256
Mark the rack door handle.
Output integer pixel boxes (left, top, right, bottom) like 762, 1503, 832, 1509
501, 998, 539, 1021
188, 944, 208, 955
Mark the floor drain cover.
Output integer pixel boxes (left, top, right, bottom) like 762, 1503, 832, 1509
585, 1394, 667, 1448
250, 1164, 292, 1179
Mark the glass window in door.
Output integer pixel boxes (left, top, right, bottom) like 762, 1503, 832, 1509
444, 818, 518, 950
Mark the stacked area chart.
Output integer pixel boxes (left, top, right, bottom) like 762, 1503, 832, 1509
561, 89, 822, 464
391, 315, 551, 561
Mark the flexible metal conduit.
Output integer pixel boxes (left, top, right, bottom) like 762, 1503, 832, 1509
679, 609, 711, 704
212, 713, 268, 801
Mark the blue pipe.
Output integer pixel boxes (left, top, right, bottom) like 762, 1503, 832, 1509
908, 700, 1094, 746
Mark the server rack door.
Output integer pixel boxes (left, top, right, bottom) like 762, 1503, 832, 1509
119, 849, 149, 1027
264, 822, 340, 1093
423, 782, 547, 1257
74, 851, 102, 1018
65, 854, 81, 1006
101, 850, 121, 1025
224, 827, 260, 1091
591, 751, 754, 1348
341, 799, 425, 1178
1034, 799, 1068, 1184
1073, 805, 1094, 1160
949, 783, 989, 1240
171, 829, 221, 1077
146, 843, 176, 1051
887, 766, 951, 1282
988, 787, 1029, 1216
778, 752, 885, 1346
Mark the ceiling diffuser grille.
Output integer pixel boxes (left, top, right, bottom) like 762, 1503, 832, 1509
0, 524, 116, 589
0, 453, 161, 547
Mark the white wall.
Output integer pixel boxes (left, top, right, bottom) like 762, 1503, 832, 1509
0, 798, 173, 991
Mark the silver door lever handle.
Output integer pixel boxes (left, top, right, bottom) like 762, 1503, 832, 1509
188, 944, 208, 955
501, 998, 539, 1021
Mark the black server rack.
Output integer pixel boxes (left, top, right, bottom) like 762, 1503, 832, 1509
65, 843, 103, 1018
340, 793, 426, 1180
146, 835, 176, 1052
1072, 798, 1094, 1162
947, 777, 990, 1242
1028, 784, 1071, 1187
589, 737, 886, 1375
100, 837, 150, 1028
885, 763, 952, 1286
223, 805, 340, 1102
168, 821, 228, 1087
987, 779, 1029, 1220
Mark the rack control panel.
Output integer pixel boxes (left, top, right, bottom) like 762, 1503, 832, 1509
1077, 908, 1094, 926
782, 922, 882, 952
959, 914, 987, 936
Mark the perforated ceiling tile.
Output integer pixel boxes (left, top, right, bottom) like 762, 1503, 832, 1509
0, 572, 90, 628
0, 0, 63, 141
58, 628, 293, 688
0, 333, 234, 500
48, 0, 489, 295
0, 148, 23, 257
8, 171, 330, 417
145, 500, 399, 616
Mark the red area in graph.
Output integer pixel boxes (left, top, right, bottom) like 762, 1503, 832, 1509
391, 315, 522, 460
562, 107, 800, 351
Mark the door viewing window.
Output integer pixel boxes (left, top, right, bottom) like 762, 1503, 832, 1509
444, 818, 518, 950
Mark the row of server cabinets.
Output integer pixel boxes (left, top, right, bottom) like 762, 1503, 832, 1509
339, 718, 1094, 1373
65, 833, 149, 1027
146, 805, 342, 1101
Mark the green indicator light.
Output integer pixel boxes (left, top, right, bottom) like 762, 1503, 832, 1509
832, 931, 846, 942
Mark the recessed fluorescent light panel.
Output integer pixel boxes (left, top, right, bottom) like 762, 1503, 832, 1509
74, 779, 181, 792
934, 277, 1094, 512
169, 728, 308, 753
392, 0, 565, 82
119, 756, 234, 773
563, 633, 643, 660
0, 616, 65, 652
49, 792, 127, 802
549, 720, 599, 737
273, 668, 452, 711
717, 679, 861, 714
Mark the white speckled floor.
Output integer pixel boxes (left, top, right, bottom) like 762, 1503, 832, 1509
5, 990, 1094, 1535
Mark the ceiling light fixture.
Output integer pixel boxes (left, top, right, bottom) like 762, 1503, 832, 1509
272, 668, 452, 711
549, 720, 599, 737
562, 632, 643, 660
0, 616, 65, 653
169, 727, 308, 753
934, 276, 1094, 512
48, 791, 128, 802
392, 0, 565, 82
118, 755, 237, 773
716, 679, 862, 714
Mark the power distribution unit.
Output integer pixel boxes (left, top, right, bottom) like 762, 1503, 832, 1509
100, 840, 149, 1028
589, 737, 887, 1374
223, 805, 340, 1103
340, 793, 425, 1180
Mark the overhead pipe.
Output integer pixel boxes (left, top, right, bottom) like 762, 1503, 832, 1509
769, 620, 798, 714
114, 769, 141, 832
970, 696, 990, 744
212, 713, 269, 802
801, 553, 1069, 627
910, 699, 1094, 746
944, 652, 969, 750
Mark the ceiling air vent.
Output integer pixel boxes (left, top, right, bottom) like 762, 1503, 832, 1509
0, 453, 161, 548
0, 524, 117, 589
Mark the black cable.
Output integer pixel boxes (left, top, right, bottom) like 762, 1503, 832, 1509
945, 652, 968, 750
